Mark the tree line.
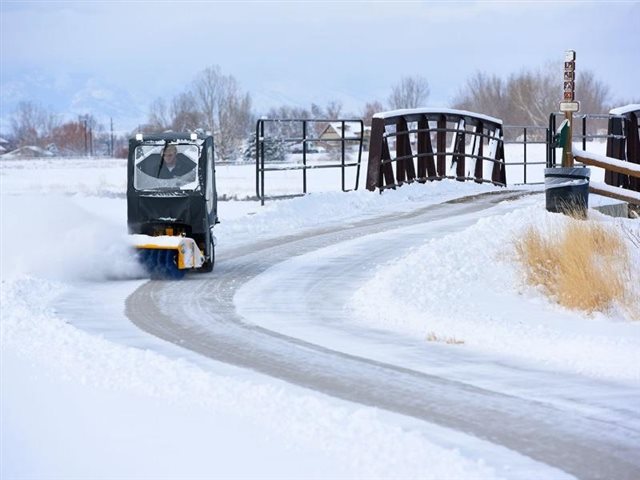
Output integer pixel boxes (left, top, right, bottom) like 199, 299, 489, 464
5, 105, 120, 156
4, 62, 633, 160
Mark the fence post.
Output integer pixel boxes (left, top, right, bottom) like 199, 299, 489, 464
260, 120, 266, 206
341, 120, 346, 191
255, 120, 261, 200
523, 127, 528, 184
366, 118, 385, 190
302, 120, 307, 194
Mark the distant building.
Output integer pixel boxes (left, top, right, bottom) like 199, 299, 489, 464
318, 122, 371, 150
1, 145, 55, 159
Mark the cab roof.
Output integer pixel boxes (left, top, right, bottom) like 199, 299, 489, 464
130, 132, 210, 142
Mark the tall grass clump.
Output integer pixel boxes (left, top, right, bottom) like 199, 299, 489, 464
515, 217, 637, 318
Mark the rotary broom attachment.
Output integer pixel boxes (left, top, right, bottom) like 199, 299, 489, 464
131, 234, 205, 279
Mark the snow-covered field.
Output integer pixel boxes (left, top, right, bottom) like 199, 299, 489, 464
1, 147, 638, 479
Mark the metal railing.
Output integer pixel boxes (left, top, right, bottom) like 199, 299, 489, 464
498, 110, 640, 190
502, 125, 549, 185
547, 112, 617, 168
366, 109, 506, 191
546, 110, 639, 194
255, 118, 364, 205
253, 109, 639, 200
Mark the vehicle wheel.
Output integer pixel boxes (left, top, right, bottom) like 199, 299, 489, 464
198, 242, 215, 273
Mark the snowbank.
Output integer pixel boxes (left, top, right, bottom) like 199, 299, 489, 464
2, 273, 558, 480
350, 204, 640, 382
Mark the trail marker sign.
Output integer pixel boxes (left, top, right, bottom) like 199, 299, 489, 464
560, 101, 580, 112
563, 56, 576, 101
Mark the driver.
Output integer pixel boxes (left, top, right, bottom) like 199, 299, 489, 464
156, 144, 197, 179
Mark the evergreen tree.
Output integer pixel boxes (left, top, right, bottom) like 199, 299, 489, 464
243, 134, 286, 162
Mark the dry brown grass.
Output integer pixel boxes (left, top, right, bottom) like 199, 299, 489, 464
515, 218, 637, 317
426, 331, 465, 345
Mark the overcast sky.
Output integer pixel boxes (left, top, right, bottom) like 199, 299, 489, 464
1, 1, 639, 132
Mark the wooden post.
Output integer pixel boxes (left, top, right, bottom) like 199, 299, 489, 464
563, 111, 573, 167
561, 50, 578, 168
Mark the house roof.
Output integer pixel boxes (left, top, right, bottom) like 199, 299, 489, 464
319, 122, 367, 138
1, 145, 55, 158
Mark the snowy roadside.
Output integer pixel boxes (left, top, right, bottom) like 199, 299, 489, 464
5, 276, 553, 480
349, 200, 640, 383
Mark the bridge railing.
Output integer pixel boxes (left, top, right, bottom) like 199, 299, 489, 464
365, 108, 506, 191
603, 105, 640, 193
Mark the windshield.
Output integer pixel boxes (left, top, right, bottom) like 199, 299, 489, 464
134, 143, 200, 191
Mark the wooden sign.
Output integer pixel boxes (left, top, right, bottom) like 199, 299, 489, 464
562, 50, 576, 103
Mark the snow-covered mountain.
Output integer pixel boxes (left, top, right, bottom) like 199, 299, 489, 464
1, 70, 147, 134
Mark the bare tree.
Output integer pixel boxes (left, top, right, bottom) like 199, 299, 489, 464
50, 120, 85, 154
308, 101, 346, 135
388, 76, 430, 110
48, 115, 103, 155
170, 92, 204, 132
76, 114, 103, 155
505, 68, 558, 127
193, 65, 227, 133
324, 100, 343, 119
577, 70, 612, 114
145, 92, 203, 133
362, 100, 385, 126
233, 92, 254, 135
191, 65, 253, 160
266, 105, 311, 120
453, 64, 613, 139
262, 105, 312, 141
217, 82, 254, 160
452, 72, 509, 121
310, 103, 324, 119
258, 100, 351, 148
147, 98, 171, 132
10, 101, 59, 147
143, 65, 253, 160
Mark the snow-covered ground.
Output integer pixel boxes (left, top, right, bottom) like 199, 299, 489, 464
1, 147, 638, 479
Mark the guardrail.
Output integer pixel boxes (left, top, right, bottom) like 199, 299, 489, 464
547, 112, 619, 168
573, 149, 640, 205
503, 124, 549, 185
255, 118, 364, 205
365, 108, 506, 191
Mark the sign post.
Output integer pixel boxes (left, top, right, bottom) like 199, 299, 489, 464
560, 50, 578, 167
544, 50, 590, 216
